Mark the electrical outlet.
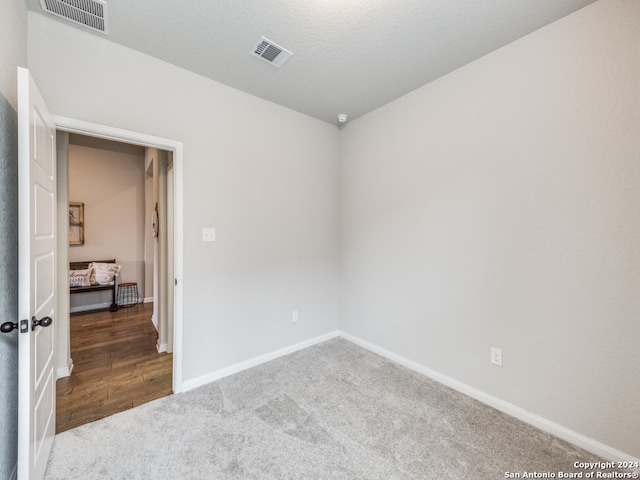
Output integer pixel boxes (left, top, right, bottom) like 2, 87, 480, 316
491, 347, 502, 367
292, 311, 299, 324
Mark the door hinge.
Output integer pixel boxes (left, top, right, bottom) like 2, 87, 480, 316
20, 319, 29, 333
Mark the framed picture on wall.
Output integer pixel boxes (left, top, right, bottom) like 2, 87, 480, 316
69, 202, 84, 245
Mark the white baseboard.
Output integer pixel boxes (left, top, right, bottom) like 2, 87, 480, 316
181, 331, 340, 392
157, 342, 168, 353
143, 297, 153, 303
338, 331, 639, 465
56, 357, 74, 379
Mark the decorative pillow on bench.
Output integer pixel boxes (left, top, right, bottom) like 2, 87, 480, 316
89, 262, 122, 285
69, 268, 92, 287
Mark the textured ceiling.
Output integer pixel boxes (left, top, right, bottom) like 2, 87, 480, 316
25, 0, 597, 125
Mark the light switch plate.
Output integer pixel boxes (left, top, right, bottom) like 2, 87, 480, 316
202, 227, 216, 242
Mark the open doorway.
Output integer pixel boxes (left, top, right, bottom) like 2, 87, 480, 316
55, 133, 174, 432
52, 117, 184, 431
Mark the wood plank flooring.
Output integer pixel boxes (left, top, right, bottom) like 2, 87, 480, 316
56, 303, 173, 433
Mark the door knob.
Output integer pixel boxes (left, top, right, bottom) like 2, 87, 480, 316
1, 317, 52, 334
1, 319, 28, 333
1, 322, 18, 333
31, 316, 52, 331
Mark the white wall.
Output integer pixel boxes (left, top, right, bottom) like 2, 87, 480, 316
0, 0, 27, 111
28, 11, 340, 381
68, 136, 146, 311
340, 0, 640, 459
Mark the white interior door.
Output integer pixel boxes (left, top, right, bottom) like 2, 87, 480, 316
17, 67, 57, 480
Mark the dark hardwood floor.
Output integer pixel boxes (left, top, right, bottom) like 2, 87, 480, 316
56, 302, 173, 433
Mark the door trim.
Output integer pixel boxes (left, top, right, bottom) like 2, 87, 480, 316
52, 115, 185, 393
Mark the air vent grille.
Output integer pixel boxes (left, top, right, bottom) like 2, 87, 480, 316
39, 0, 108, 34
250, 37, 292, 68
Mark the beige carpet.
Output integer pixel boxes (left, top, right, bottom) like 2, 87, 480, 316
45, 338, 614, 479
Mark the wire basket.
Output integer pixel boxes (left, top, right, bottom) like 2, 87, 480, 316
117, 282, 139, 308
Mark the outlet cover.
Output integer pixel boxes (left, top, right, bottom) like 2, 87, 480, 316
491, 347, 503, 367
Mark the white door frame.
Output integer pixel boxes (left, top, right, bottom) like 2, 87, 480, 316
53, 115, 184, 393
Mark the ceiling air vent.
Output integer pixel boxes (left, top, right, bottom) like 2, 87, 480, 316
39, 0, 108, 34
250, 37, 293, 68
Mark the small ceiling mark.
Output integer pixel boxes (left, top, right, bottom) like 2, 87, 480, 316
250, 37, 293, 68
